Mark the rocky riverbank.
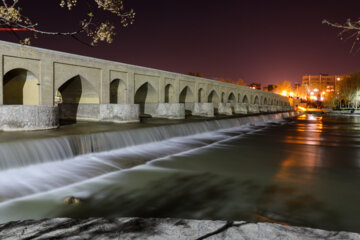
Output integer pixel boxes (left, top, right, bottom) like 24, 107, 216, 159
0, 218, 359, 240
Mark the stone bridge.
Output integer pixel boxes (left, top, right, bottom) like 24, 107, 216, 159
0, 40, 291, 130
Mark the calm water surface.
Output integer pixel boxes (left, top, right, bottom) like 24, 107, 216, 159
0, 114, 359, 233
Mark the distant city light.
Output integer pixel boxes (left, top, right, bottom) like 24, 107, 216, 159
289, 92, 294, 97
322, 91, 326, 95
281, 90, 287, 96
314, 88, 319, 92
310, 92, 314, 95
320, 96, 324, 101
337, 77, 341, 81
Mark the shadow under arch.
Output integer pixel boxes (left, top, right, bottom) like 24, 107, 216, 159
165, 84, 175, 103
264, 98, 268, 105
135, 82, 157, 115
179, 86, 194, 103
3, 68, 39, 105
228, 92, 236, 104
208, 90, 220, 114
57, 75, 99, 124
110, 78, 126, 104
221, 92, 225, 103
243, 95, 249, 104
198, 88, 205, 102
254, 96, 260, 104
179, 86, 195, 115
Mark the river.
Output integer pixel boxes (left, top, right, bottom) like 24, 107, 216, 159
0, 113, 359, 233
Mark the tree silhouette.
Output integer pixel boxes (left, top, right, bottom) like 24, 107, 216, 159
0, 0, 135, 45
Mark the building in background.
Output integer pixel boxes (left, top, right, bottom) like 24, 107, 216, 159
302, 74, 344, 93
301, 74, 344, 101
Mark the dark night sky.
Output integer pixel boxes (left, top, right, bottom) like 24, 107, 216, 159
2, 0, 360, 86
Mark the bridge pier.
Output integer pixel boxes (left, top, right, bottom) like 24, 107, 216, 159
259, 105, 269, 113
144, 103, 185, 119
247, 104, 260, 114
191, 103, 214, 117
217, 103, 233, 115
59, 104, 139, 123
234, 103, 248, 114
0, 105, 59, 131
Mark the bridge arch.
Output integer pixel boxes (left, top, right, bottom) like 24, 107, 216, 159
135, 82, 157, 104
242, 95, 249, 104
3, 68, 39, 105
208, 89, 220, 103
165, 83, 176, 103
263, 97, 268, 105
228, 92, 236, 104
179, 86, 195, 103
238, 93, 241, 103
110, 78, 126, 104
57, 75, 99, 104
254, 95, 260, 104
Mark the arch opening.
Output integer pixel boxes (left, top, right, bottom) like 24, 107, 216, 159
254, 96, 260, 104
3, 68, 39, 105
198, 88, 205, 102
221, 92, 225, 103
179, 86, 194, 103
208, 90, 220, 103
263, 98, 268, 105
228, 93, 236, 104
110, 79, 126, 104
165, 84, 175, 103
57, 75, 99, 104
243, 95, 249, 104
135, 82, 157, 114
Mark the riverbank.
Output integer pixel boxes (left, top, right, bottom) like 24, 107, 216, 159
0, 218, 359, 240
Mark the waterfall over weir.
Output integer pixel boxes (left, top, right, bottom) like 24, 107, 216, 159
0, 112, 296, 201
0, 112, 294, 171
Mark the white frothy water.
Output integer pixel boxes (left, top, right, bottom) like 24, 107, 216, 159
0, 112, 295, 202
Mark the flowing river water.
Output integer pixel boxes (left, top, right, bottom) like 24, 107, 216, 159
0, 112, 359, 233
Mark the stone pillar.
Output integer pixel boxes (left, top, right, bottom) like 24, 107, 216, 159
40, 59, 54, 105
127, 72, 135, 104
217, 103, 233, 115
234, 103, 247, 114
159, 76, 165, 103
144, 103, 185, 119
192, 103, 214, 117
100, 68, 110, 104
175, 77, 180, 103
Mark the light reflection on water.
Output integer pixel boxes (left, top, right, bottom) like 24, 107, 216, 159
0, 114, 360, 233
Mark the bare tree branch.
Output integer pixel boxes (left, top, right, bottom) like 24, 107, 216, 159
0, 0, 135, 45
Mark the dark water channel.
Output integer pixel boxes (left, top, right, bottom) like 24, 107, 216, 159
0, 113, 359, 233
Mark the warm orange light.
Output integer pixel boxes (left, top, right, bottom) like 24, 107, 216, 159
337, 77, 341, 81
289, 92, 294, 97
281, 90, 287, 96
320, 96, 324, 101
314, 88, 319, 92
321, 91, 325, 95
310, 92, 314, 95
298, 106, 307, 111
